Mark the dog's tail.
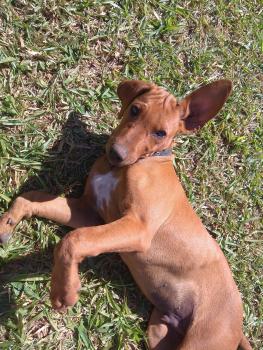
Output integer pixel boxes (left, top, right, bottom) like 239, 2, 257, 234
238, 334, 252, 350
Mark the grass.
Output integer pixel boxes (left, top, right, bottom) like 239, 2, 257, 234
0, 0, 262, 349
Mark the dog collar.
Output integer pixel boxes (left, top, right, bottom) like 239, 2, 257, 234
151, 148, 173, 157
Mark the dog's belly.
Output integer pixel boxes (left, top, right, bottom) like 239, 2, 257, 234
121, 249, 196, 338
121, 232, 242, 335
121, 245, 197, 311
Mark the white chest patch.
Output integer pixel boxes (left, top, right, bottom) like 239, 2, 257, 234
91, 171, 119, 212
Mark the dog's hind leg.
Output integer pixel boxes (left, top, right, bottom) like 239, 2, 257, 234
0, 191, 102, 243
147, 308, 182, 350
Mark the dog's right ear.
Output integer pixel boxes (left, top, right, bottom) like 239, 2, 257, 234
117, 80, 153, 118
178, 80, 232, 132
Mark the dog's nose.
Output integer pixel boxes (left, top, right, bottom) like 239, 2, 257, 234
109, 145, 127, 164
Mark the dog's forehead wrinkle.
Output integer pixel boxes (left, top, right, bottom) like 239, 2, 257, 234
163, 94, 170, 109
139, 89, 177, 114
140, 86, 169, 100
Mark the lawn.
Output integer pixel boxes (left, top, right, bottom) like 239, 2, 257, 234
0, 1, 262, 349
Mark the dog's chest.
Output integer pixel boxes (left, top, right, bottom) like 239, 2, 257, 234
90, 170, 119, 214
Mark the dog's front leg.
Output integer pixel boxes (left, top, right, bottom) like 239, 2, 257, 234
0, 191, 103, 244
50, 215, 151, 311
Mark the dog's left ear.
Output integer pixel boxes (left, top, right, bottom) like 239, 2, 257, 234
117, 80, 153, 118
179, 80, 232, 132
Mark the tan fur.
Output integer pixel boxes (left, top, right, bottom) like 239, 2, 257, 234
0, 80, 252, 349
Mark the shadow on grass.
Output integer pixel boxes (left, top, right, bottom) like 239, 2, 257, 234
19, 111, 108, 197
0, 112, 150, 345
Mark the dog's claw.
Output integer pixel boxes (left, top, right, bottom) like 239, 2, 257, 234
51, 290, 80, 312
6, 218, 14, 226
0, 214, 15, 244
0, 233, 12, 244
51, 298, 65, 312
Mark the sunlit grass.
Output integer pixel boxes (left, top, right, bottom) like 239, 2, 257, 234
0, 1, 262, 349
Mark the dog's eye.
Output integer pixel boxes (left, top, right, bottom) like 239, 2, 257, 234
154, 130, 167, 138
130, 105, 140, 117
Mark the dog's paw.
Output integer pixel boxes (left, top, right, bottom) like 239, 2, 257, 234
0, 214, 15, 244
50, 264, 81, 312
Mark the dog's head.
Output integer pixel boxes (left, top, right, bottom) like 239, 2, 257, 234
106, 79, 232, 167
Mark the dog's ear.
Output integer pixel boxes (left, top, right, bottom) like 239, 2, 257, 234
117, 80, 153, 118
179, 80, 232, 132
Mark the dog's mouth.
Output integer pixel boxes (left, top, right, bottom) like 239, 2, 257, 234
107, 152, 137, 167
105, 143, 138, 167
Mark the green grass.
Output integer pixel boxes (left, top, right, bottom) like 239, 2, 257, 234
0, 0, 262, 349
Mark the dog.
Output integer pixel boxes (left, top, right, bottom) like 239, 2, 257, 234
0, 79, 252, 349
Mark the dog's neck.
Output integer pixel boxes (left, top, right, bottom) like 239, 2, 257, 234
107, 148, 173, 169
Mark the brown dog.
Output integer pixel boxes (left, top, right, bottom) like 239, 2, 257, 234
0, 80, 252, 349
